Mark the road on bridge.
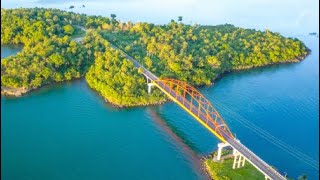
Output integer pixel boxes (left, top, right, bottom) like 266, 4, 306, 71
111, 44, 286, 180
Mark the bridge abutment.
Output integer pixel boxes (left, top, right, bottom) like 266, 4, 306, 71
217, 142, 230, 161
215, 140, 247, 170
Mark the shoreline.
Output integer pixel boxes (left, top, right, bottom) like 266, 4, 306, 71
200, 149, 269, 180
1, 77, 84, 97
1, 51, 310, 106
208, 50, 311, 85
200, 152, 216, 180
88, 85, 170, 109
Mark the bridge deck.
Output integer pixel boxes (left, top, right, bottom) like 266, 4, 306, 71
113, 45, 286, 180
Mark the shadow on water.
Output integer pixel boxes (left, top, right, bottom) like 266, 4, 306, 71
153, 107, 202, 153
145, 106, 211, 180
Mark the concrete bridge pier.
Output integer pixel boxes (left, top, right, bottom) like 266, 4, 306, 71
216, 142, 230, 161
231, 139, 246, 169
232, 150, 246, 169
146, 77, 154, 94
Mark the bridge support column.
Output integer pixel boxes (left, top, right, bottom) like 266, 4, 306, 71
146, 77, 154, 94
148, 83, 154, 94
232, 152, 238, 169
232, 151, 246, 169
217, 142, 230, 161
241, 155, 246, 167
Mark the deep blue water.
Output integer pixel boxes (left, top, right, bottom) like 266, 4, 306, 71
156, 35, 319, 179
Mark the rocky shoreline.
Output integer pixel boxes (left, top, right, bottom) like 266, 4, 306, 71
1, 86, 31, 97
200, 152, 216, 180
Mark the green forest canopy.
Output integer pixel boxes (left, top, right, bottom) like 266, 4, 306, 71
1, 8, 309, 106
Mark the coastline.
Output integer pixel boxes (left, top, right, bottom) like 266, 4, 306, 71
85, 81, 169, 108
200, 149, 268, 180
200, 152, 216, 180
1, 77, 83, 97
1, 51, 310, 106
209, 50, 311, 85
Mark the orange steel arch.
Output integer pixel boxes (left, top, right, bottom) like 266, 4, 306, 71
153, 78, 234, 142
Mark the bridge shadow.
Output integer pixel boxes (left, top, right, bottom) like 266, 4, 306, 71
145, 106, 211, 180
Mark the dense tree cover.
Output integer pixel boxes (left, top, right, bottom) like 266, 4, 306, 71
1, 8, 113, 44
1, 8, 310, 107
1, 8, 113, 90
84, 32, 166, 107
1, 8, 84, 44
102, 22, 309, 86
1, 35, 91, 89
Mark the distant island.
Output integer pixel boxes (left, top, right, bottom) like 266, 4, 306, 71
309, 32, 318, 37
1, 8, 310, 107
69, 5, 85, 9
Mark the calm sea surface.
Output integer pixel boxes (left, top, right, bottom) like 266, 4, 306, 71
1, 1, 319, 179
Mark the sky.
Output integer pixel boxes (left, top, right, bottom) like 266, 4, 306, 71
1, 0, 319, 36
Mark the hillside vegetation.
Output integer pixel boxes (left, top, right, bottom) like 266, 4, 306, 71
1, 8, 309, 106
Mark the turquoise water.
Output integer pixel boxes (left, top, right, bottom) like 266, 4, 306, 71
1, 35, 318, 179
1, 79, 207, 180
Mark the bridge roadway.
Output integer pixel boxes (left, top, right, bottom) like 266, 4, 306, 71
115, 46, 286, 180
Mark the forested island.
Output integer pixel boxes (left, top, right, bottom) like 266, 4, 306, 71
1, 8, 310, 107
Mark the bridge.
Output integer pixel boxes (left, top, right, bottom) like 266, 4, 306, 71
112, 44, 287, 180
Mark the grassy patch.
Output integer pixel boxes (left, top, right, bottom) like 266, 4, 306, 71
205, 153, 266, 180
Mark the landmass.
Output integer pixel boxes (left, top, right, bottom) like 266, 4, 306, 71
309, 32, 318, 38
203, 149, 295, 180
1, 8, 310, 108
203, 149, 264, 179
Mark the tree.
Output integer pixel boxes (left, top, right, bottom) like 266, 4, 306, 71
207, 56, 221, 68
102, 23, 112, 30
110, 14, 117, 25
63, 25, 74, 35
1, 8, 309, 104
110, 14, 116, 20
